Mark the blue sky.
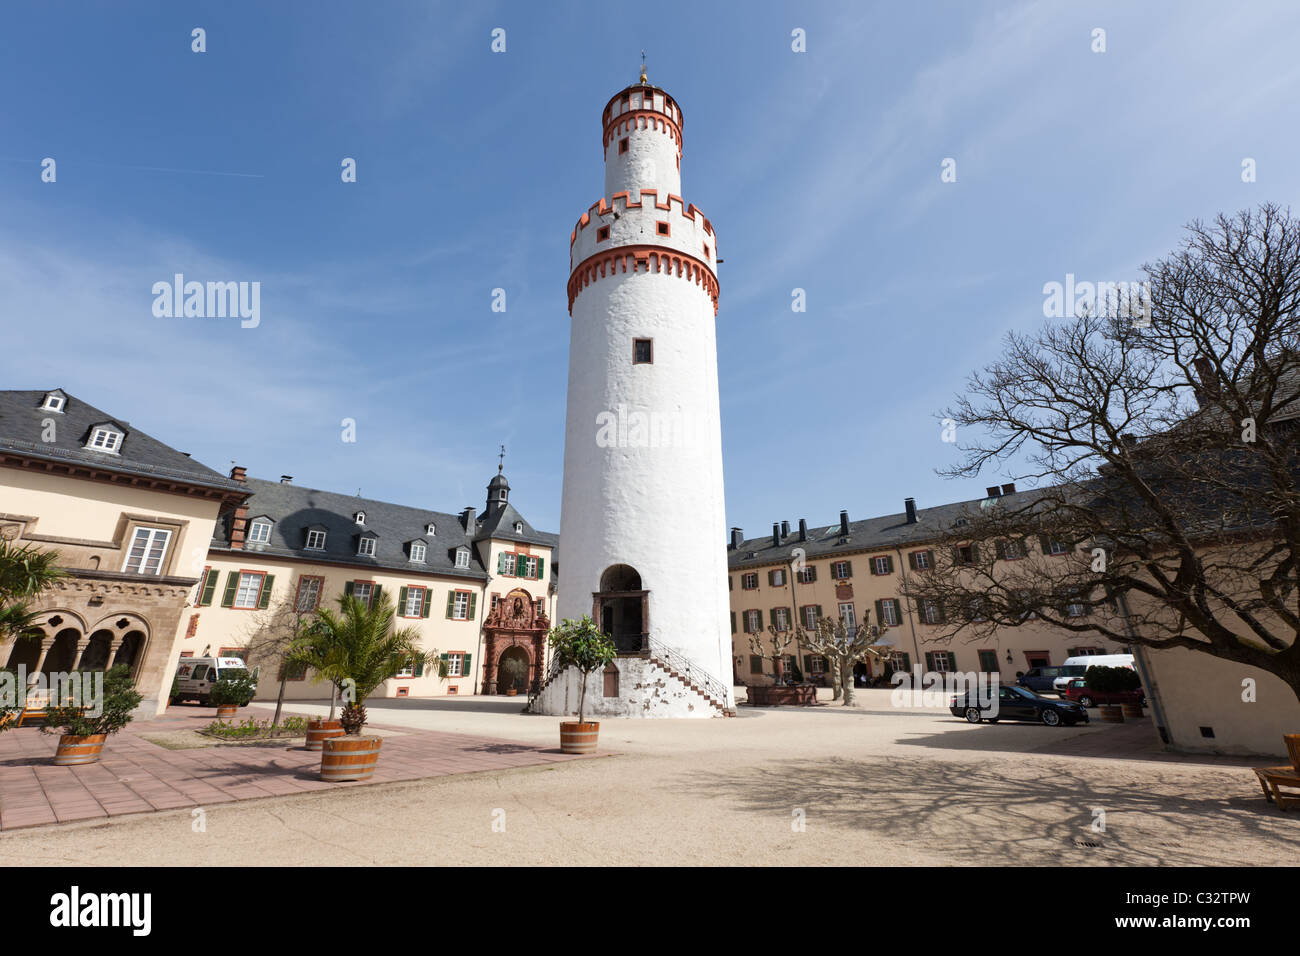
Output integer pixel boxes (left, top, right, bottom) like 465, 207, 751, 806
3, 1, 1299, 538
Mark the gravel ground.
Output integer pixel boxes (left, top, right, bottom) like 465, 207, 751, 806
2, 690, 1296, 866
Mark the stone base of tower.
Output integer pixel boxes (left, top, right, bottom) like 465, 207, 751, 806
530, 657, 732, 719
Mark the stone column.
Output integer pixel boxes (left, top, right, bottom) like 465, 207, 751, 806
29, 637, 56, 686
107, 636, 125, 667
70, 636, 90, 671
482, 633, 497, 695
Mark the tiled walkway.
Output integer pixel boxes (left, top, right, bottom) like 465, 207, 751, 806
0, 705, 595, 831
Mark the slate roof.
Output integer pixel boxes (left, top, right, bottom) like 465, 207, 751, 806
0, 389, 244, 492
475, 500, 557, 550
727, 488, 1057, 570
214, 477, 558, 581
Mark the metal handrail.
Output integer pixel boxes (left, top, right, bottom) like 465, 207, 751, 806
645, 636, 729, 710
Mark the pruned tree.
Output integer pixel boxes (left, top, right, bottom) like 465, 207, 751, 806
748, 623, 795, 684
239, 594, 318, 727
904, 203, 1300, 702
800, 610, 892, 706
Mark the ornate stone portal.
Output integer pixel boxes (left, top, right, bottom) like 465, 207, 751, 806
481, 587, 549, 695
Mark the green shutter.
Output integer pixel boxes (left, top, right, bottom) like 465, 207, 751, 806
815, 604, 823, 618
536, 557, 544, 579
398, 586, 409, 615
845, 560, 853, 577
258, 574, 274, 609
421, 591, 431, 618
516, 554, 527, 576
886, 555, 895, 574
730, 612, 736, 633
874, 600, 883, 626
948, 652, 958, 670
907, 552, 917, 571
413, 657, 424, 677
446, 591, 456, 619
467, 593, 477, 619
371, 584, 382, 606
900, 653, 911, 671
462, 652, 472, 673
199, 569, 218, 606
220, 571, 239, 607
344, 581, 355, 597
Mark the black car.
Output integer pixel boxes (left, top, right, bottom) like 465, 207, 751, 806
949, 684, 1089, 726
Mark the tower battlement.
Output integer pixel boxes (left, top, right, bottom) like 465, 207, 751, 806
570, 190, 716, 268
601, 84, 684, 157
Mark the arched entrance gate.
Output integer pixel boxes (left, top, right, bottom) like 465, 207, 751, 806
481, 588, 549, 695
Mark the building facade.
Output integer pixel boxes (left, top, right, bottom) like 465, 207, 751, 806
537, 67, 733, 719
0, 389, 246, 715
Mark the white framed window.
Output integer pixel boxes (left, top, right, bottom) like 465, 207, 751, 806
771, 568, 786, 586
305, 529, 327, 550
839, 602, 856, 629
1066, 601, 1086, 618
247, 520, 272, 545
773, 607, 790, 631
922, 599, 942, 625
912, 550, 931, 570
88, 427, 123, 453
741, 573, 758, 590
41, 393, 65, 412
396, 659, 415, 679
426, 523, 436, 535
405, 587, 426, 617
446, 653, 464, 677
122, 527, 171, 575
880, 599, 901, 627
1048, 539, 1069, 555
233, 572, 264, 609
872, 556, 891, 576
355, 511, 365, 525
744, 609, 761, 633
1002, 539, 1025, 560
452, 591, 470, 620
809, 656, 827, 675
890, 652, 909, 672
535, 598, 545, 616
295, 576, 322, 612
803, 605, 819, 630
410, 542, 426, 563
352, 582, 374, 607
932, 652, 952, 674
455, 549, 470, 569
514, 521, 523, 533
831, 561, 851, 580
357, 537, 376, 557
524, 555, 538, 579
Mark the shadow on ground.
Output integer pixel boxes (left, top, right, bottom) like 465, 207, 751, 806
672, 754, 1300, 865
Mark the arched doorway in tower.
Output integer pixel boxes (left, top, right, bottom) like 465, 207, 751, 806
595, 564, 647, 655
497, 645, 531, 696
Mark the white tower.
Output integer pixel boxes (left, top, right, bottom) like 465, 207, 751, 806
535, 66, 733, 718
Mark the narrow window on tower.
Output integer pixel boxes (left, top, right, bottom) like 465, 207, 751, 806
596, 225, 610, 242
633, 338, 653, 365
656, 221, 670, 237
619, 137, 629, 154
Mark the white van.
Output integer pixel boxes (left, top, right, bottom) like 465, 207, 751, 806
171, 656, 251, 705
1051, 654, 1135, 693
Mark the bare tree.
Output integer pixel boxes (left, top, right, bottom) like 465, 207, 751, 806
800, 610, 892, 706
748, 624, 795, 684
904, 204, 1300, 702
240, 595, 317, 727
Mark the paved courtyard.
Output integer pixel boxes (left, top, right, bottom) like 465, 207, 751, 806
1, 689, 1297, 866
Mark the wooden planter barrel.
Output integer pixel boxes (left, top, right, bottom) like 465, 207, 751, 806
305, 719, 345, 751
320, 735, 382, 782
216, 704, 238, 719
1100, 705, 1126, 723
53, 733, 107, 766
559, 721, 599, 754
1121, 702, 1145, 719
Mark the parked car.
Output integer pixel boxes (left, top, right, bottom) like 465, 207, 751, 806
172, 656, 251, 706
1051, 654, 1136, 693
1060, 677, 1145, 709
1016, 666, 1063, 693
950, 684, 1089, 727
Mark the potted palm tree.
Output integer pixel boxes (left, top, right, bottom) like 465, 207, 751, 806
42, 664, 142, 765
547, 615, 617, 754
300, 591, 446, 780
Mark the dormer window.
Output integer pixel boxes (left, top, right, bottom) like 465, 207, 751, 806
426, 523, 436, 535
455, 548, 471, 569
513, 522, 523, 533
87, 426, 124, 454
357, 537, 376, 557
355, 511, 365, 525
305, 529, 327, 550
41, 391, 66, 413
247, 519, 273, 545
410, 542, 427, 563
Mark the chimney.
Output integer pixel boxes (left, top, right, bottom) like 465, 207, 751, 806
729, 527, 743, 550
1001, 483, 1016, 496
781, 520, 790, 538
772, 522, 781, 547
280, 475, 293, 484
985, 486, 1001, 498
462, 506, 477, 535
798, 518, 808, 541
839, 510, 849, 537
904, 498, 917, 524
229, 465, 246, 482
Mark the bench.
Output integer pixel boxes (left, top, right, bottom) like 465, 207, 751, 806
1254, 734, 1300, 810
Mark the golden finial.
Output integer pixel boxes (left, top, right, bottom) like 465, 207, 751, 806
639, 50, 648, 84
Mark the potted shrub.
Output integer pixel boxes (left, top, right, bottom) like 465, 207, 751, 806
499, 656, 528, 697
302, 591, 445, 780
42, 664, 142, 765
209, 674, 257, 719
547, 615, 617, 754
